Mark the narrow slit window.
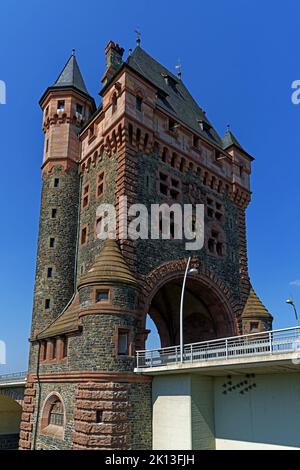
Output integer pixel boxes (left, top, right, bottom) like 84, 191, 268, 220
82, 184, 90, 208
118, 330, 129, 356
136, 96, 143, 112
62, 337, 68, 358
112, 93, 118, 114
97, 172, 105, 198
81, 227, 88, 245
96, 410, 103, 423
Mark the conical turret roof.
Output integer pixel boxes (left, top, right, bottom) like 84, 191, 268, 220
52, 52, 89, 95
242, 287, 273, 319
78, 239, 138, 288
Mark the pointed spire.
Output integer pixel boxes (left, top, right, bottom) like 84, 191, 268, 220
175, 60, 182, 80
222, 126, 245, 152
242, 287, 273, 320
135, 28, 141, 47
52, 52, 89, 96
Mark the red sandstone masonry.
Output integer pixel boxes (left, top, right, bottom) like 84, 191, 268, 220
18, 375, 36, 450
73, 382, 130, 450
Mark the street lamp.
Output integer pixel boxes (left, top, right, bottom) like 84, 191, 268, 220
180, 257, 198, 363
286, 299, 299, 327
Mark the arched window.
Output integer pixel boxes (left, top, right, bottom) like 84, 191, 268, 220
49, 400, 64, 427
41, 394, 65, 440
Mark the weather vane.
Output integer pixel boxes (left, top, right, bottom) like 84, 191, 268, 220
175, 59, 182, 80
135, 29, 141, 47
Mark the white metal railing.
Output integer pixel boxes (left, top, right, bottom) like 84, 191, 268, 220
136, 326, 300, 370
0, 371, 27, 384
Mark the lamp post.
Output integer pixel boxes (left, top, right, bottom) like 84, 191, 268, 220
286, 299, 300, 327
180, 257, 198, 363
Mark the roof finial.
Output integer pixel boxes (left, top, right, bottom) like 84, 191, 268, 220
72, 49, 76, 57
227, 124, 231, 132
175, 59, 182, 80
135, 28, 141, 47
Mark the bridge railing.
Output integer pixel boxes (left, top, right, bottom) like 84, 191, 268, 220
0, 371, 27, 384
136, 326, 300, 370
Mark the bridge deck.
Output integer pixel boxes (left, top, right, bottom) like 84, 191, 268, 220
135, 326, 300, 375
0, 371, 27, 387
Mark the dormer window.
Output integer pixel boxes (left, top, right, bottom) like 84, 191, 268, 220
161, 73, 178, 91
198, 119, 211, 132
57, 100, 65, 111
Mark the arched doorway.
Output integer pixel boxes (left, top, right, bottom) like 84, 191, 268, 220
0, 395, 22, 449
144, 272, 236, 349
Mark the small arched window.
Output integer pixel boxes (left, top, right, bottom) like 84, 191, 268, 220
41, 394, 65, 440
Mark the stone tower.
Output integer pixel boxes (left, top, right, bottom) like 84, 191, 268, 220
20, 42, 273, 451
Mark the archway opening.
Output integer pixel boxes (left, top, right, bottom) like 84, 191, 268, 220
146, 315, 161, 350
0, 395, 22, 450
147, 277, 234, 349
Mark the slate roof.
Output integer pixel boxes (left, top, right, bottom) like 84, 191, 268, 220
222, 128, 245, 152
126, 46, 223, 146
52, 53, 89, 95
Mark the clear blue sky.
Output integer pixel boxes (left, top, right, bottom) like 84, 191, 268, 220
0, 0, 300, 373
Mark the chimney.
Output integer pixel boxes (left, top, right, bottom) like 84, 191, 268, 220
102, 41, 125, 86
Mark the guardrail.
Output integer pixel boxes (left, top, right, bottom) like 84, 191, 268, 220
136, 326, 300, 370
0, 371, 27, 384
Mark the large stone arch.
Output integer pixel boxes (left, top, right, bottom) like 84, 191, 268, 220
0, 394, 23, 449
138, 258, 240, 348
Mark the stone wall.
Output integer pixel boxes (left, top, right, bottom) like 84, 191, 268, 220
135, 151, 245, 308
31, 166, 79, 337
